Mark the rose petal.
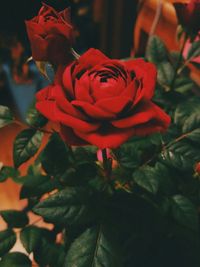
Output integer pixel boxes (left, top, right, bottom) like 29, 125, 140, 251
60, 125, 88, 146
36, 101, 57, 121
71, 100, 116, 119
111, 101, 170, 129
124, 58, 157, 100
95, 96, 132, 115
63, 63, 75, 98
74, 74, 94, 103
74, 125, 136, 149
55, 108, 100, 133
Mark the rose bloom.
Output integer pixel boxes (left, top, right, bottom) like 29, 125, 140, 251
173, 0, 200, 37
195, 162, 200, 174
25, 3, 74, 65
36, 49, 170, 149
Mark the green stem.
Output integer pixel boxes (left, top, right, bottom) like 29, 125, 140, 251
171, 34, 188, 90
101, 149, 112, 180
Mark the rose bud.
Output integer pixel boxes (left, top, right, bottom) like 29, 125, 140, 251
173, 0, 200, 37
25, 3, 74, 65
36, 49, 170, 149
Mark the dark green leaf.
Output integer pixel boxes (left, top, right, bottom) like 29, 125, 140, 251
0, 252, 31, 267
1, 210, 29, 228
174, 77, 195, 94
33, 187, 94, 226
0, 229, 16, 257
186, 40, 200, 60
65, 226, 122, 267
161, 141, 200, 171
182, 113, 200, 133
174, 97, 200, 126
26, 102, 48, 128
20, 226, 42, 254
0, 105, 14, 128
146, 35, 168, 64
171, 195, 198, 231
133, 166, 158, 194
20, 175, 56, 199
157, 61, 174, 87
13, 129, 43, 168
39, 133, 69, 176
34, 239, 65, 267
0, 166, 19, 183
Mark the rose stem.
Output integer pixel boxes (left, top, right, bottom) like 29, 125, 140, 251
171, 33, 188, 90
101, 148, 111, 180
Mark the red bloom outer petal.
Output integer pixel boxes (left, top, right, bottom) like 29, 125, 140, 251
60, 125, 88, 146
36, 101, 57, 121
71, 100, 116, 120
63, 63, 74, 98
111, 101, 170, 129
55, 108, 100, 133
44, 22, 73, 40
26, 34, 49, 61
95, 96, 132, 115
74, 126, 136, 149
120, 80, 137, 100
124, 58, 157, 100
72, 48, 109, 78
74, 76, 94, 103
25, 21, 46, 39
59, 8, 71, 23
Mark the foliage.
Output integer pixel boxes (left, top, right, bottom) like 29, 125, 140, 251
1, 25, 200, 267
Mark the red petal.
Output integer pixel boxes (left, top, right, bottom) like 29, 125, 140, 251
95, 96, 132, 115
36, 101, 57, 121
124, 58, 157, 100
60, 125, 88, 146
112, 101, 170, 129
71, 100, 116, 119
74, 126, 136, 149
74, 74, 94, 103
63, 63, 75, 98
55, 108, 100, 133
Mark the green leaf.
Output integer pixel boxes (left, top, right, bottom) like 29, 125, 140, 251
0, 252, 31, 267
0, 229, 16, 257
65, 226, 122, 267
161, 141, 200, 171
187, 128, 200, 144
0, 166, 19, 183
171, 195, 198, 231
157, 61, 174, 87
39, 133, 69, 176
20, 226, 42, 254
34, 239, 65, 267
13, 129, 43, 168
0, 105, 14, 128
33, 187, 94, 226
174, 97, 200, 126
146, 35, 168, 64
1, 210, 29, 228
26, 102, 48, 128
133, 166, 158, 194
174, 77, 195, 94
186, 40, 200, 60
182, 113, 200, 133
20, 175, 56, 199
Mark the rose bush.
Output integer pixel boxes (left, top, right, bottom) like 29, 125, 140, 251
36, 48, 170, 149
25, 3, 74, 65
173, 0, 200, 37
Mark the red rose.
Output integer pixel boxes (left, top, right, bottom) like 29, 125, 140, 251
173, 0, 200, 37
25, 3, 74, 65
36, 49, 170, 149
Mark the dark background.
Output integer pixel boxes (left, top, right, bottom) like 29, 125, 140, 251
0, 0, 138, 58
